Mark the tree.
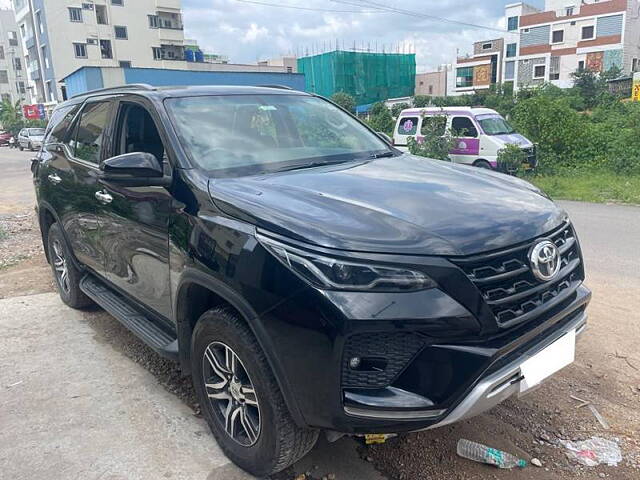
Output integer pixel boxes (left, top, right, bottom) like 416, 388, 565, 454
413, 95, 431, 108
367, 103, 394, 136
0, 99, 47, 137
391, 102, 410, 118
330, 92, 356, 113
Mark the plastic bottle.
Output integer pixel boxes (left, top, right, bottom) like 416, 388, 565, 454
456, 439, 527, 469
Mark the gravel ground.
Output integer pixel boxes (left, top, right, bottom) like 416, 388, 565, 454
0, 210, 42, 270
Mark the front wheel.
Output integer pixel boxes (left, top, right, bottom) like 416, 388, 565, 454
19, 145, 23, 151
474, 160, 493, 170
192, 307, 319, 476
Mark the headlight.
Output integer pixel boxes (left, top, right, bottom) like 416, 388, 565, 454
257, 234, 436, 292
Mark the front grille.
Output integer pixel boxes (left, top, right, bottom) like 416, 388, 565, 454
341, 332, 426, 388
450, 223, 583, 328
522, 146, 537, 167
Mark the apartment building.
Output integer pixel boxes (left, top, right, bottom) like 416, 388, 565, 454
0, 9, 29, 104
453, 38, 505, 95
504, 0, 640, 89
12, 0, 186, 104
415, 68, 448, 96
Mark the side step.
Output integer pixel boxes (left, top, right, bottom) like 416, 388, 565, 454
80, 274, 179, 361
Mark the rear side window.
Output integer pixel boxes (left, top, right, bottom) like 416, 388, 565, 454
45, 105, 80, 145
73, 101, 112, 164
420, 116, 447, 137
451, 116, 478, 138
397, 117, 418, 135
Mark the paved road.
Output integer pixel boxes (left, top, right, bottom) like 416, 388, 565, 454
0, 148, 36, 214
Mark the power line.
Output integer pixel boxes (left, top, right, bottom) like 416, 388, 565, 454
330, 0, 515, 35
233, 0, 382, 14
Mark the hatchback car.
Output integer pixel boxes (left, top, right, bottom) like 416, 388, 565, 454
32, 84, 590, 476
18, 127, 45, 151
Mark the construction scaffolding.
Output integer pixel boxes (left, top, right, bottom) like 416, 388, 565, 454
297, 50, 417, 107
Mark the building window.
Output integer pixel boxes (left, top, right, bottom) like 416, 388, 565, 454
0, 70, 8, 84
18, 81, 26, 94
148, 15, 160, 28
42, 46, 49, 69
1, 93, 10, 102
87, 38, 98, 45
0, 46, 4, 60
552, 30, 564, 43
506, 43, 517, 58
428, 85, 433, 95
114, 26, 128, 39
69, 7, 83, 22
550, 72, 560, 80
565, 6, 574, 16
633, 58, 639, 72
8, 31, 18, 46
482, 43, 492, 50
14, 58, 22, 70
74, 43, 87, 58
119, 60, 132, 68
578, 60, 585, 70
286, 66, 293, 73
100, 40, 113, 59
96, 5, 108, 24
507, 16, 519, 31
36, 11, 43, 33
582, 25, 595, 40
456, 67, 474, 88
505, 61, 515, 80
111, 0, 124, 5
152, 47, 163, 60
533, 64, 546, 79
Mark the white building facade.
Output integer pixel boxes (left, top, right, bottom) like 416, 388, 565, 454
503, 0, 640, 90
12, 0, 186, 104
0, 8, 30, 104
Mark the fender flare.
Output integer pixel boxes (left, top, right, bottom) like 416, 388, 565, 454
173, 268, 307, 427
36, 201, 84, 270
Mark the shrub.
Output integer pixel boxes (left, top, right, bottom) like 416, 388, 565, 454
408, 114, 457, 161
330, 92, 356, 113
497, 143, 527, 175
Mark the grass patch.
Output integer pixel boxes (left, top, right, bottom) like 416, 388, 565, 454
529, 172, 640, 205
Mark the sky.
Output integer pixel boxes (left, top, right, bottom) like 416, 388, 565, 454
0, 0, 545, 72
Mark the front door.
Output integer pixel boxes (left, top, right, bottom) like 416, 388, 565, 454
449, 116, 480, 165
98, 98, 173, 319
41, 100, 113, 273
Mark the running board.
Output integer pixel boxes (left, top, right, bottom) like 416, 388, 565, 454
80, 274, 178, 361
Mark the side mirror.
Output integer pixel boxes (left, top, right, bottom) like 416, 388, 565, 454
377, 132, 393, 145
100, 152, 170, 187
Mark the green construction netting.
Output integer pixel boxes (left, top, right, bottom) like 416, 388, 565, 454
297, 51, 416, 106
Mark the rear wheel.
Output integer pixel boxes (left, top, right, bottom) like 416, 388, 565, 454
474, 160, 493, 170
47, 222, 93, 309
192, 307, 319, 476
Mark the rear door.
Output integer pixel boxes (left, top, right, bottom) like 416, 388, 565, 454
98, 97, 173, 319
42, 99, 114, 273
394, 115, 420, 149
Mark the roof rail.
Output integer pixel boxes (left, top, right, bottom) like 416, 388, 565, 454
257, 84, 294, 90
71, 83, 156, 99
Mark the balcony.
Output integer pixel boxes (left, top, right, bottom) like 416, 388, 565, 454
28, 61, 40, 80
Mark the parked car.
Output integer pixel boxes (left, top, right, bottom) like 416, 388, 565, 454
18, 127, 46, 151
0, 131, 12, 146
32, 85, 590, 477
393, 107, 537, 170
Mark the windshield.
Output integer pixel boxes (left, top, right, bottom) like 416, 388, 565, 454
165, 94, 392, 176
477, 115, 515, 135
29, 128, 45, 136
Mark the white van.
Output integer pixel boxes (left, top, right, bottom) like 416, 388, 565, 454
393, 107, 537, 170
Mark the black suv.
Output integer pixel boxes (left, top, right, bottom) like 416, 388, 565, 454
33, 85, 591, 476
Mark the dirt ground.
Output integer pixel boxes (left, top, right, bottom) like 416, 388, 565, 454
1, 152, 638, 479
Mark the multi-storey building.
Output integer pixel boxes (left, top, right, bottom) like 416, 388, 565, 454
0, 8, 29, 104
415, 67, 448, 97
12, 0, 186, 104
504, 0, 640, 89
453, 38, 505, 95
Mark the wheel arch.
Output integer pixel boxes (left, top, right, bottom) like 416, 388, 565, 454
174, 269, 307, 427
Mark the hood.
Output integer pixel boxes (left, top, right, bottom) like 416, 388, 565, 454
490, 133, 533, 148
208, 155, 566, 256
31, 136, 44, 142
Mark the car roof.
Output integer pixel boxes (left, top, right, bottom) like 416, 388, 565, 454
57, 84, 310, 110
398, 106, 498, 117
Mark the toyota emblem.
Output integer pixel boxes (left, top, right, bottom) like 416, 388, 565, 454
529, 240, 561, 282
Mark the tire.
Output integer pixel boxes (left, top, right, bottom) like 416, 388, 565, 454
474, 160, 493, 170
28, 142, 33, 151
46, 222, 93, 309
192, 307, 319, 477
19, 145, 23, 151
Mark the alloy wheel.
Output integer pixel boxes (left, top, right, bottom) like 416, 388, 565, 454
202, 341, 261, 447
52, 240, 70, 294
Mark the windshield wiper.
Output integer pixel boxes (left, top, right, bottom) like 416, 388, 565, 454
271, 159, 352, 173
370, 151, 396, 159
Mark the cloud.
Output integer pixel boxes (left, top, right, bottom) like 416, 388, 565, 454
184, 0, 543, 70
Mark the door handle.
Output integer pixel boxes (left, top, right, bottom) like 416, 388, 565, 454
47, 174, 62, 185
95, 190, 113, 205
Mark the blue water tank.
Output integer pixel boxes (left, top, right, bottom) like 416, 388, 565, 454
195, 50, 204, 63
185, 49, 195, 62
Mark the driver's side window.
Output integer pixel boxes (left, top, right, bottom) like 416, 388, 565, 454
114, 103, 166, 164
